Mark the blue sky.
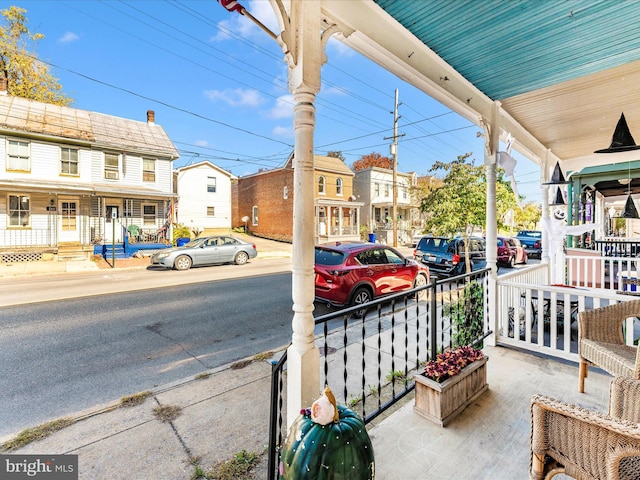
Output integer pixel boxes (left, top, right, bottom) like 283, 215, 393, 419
12, 0, 541, 202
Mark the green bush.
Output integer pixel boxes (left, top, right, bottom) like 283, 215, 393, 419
445, 280, 485, 348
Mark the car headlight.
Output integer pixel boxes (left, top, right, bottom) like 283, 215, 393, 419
155, 253, 170, 260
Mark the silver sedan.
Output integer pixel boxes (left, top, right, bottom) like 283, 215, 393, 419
150, 236, 258, 270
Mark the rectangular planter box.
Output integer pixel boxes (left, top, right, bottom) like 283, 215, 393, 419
414, 356, 488, 427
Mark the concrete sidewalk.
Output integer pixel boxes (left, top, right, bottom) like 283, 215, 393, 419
1, 354, 278, 479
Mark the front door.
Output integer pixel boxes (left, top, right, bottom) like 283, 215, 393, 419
105, 202, 123, 243
58, 198, 80, 243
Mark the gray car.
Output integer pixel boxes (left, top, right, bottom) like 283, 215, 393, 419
150, 235, 257, 270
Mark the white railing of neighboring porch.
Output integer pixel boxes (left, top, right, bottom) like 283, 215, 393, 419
497, 256, 639, 362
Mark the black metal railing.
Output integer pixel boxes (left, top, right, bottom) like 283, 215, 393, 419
267, 268, 490, 480
595, 239, 640, 257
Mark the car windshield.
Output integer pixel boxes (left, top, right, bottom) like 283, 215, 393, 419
519, 231, 541, 238
186, 238, 207, 247
417, 237, 450, 251
315, 248, 347, 266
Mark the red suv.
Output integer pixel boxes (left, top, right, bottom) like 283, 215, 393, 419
315, 242, 430, 314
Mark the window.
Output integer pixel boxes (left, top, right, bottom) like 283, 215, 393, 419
374, 183, 380, 196
252, 205, 258, 226
318, 176, 326, 194
60, 147, 79, 175
7, 140, 30, 171
104, 153, 119, 180
142, 204, 156, 225
8, 194, 30, 227
61, 201, 77, 231
207, 206, 215, 216
207, 177, 217, 193
336, 178, 343, 195
142, 158, 156, 182
384, 183, 390, 197
283, 186, 288, 199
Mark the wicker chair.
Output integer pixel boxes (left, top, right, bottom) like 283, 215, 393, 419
530, 377, 640, 480
578, 299, 640, 393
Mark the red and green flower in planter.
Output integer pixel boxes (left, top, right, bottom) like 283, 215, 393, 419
279, 386, 375, 480
422, 345, 484, 383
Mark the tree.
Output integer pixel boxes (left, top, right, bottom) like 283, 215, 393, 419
0, 6, 72, 106
326, 151, 346, 162
351, 152, 393, 171
419, 153, 517, 273
514, 202, 541, 231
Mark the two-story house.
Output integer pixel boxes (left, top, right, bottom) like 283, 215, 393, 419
353, 167, 421, 245
174, 161, 236, 235
0, 87, 179, 262
232, 154, 363, 243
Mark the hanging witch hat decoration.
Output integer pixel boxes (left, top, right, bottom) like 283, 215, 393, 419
595, 113, 640, 153
549, 186, 566, 206
543, 161, 570, 185
621, 194, 639, 219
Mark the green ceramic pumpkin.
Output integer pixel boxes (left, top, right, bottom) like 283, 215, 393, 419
279, 403, 375, 479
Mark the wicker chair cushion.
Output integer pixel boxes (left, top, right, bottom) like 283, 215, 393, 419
580, 340, 637, 378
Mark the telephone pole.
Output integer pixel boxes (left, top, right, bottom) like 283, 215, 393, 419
385, 89, 404, 247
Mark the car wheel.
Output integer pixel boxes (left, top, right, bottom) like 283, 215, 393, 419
413, 273, 428, 301
234, 251, 249, 265
507, 256, 515, 268
350, 287, 372, 318
523, 254, 528, 264
174, 255, 192, 271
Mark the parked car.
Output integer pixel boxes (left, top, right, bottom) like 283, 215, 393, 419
314, 241, 430, 315
515, 230, 542, 259
414, 236, 487, 277
150, 235, 257, 270
496, 236, 528, 267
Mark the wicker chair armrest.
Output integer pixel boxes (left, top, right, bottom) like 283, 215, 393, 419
531, 394, 640, 480
610, 377, 640, 422
578, 300, 640, 344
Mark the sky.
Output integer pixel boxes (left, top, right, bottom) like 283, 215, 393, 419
10, 0, 541, 202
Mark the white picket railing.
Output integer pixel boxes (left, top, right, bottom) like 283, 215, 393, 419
497, 257, 639, 362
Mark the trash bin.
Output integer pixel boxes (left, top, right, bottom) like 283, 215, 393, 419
619, 270, 638, 292
368, 233, 376, 243
176, 237, 190, 247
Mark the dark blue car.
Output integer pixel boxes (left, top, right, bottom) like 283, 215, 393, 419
413, 236, 486, 277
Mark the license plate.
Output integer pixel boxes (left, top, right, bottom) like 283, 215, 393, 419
426, 255, 436, 262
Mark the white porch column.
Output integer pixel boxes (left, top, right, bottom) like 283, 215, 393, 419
483, 101, 500, 347
541, 152, 551, 265
278, 0, 322, 427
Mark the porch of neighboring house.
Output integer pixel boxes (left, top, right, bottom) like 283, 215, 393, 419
315, 201, 363, 243
90, 197, 172, 259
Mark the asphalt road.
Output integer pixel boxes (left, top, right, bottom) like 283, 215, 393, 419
0, 270, 295, 439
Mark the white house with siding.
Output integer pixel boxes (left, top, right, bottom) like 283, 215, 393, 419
174, 161, 236, 234
353, 166, 420, 244
0, 86, 179, 262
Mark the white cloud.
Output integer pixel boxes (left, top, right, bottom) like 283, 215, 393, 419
272, 125, 293, 138
204, 88, 265, 107
58, 32, 79, 44
194, 140, 209, 147
266, 94, 294, 119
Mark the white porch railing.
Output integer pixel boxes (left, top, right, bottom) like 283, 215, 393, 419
497, 257, 639, 362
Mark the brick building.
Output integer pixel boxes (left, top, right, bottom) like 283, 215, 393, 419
232, 154, 363, 243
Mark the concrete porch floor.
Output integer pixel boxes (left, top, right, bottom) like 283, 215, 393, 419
368, 345, 612, 480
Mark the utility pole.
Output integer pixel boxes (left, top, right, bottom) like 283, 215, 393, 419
385, 89, 403, 247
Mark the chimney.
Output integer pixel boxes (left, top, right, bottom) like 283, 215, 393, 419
147, 110, 155, 124
0, 78, 7, 96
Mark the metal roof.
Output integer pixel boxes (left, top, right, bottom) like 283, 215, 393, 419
0, 95, 179, 159
322, 0, 640, 175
